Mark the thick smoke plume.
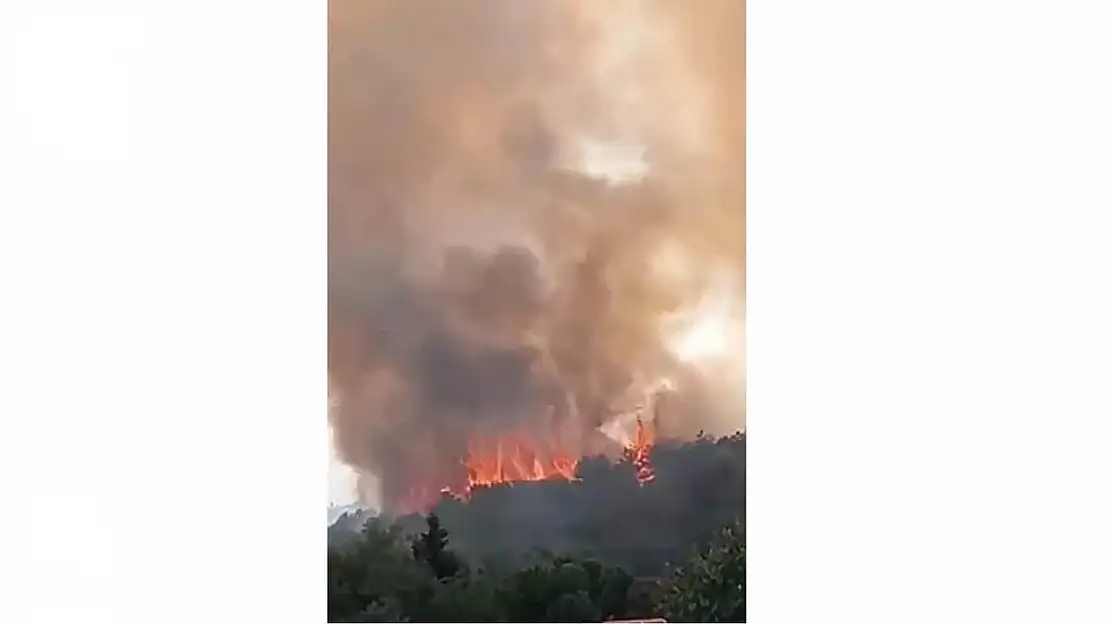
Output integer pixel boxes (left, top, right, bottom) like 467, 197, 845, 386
328, 0, 745, 509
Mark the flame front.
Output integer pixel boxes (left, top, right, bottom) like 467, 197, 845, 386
387, 432, 582, 515
388, 425, 661, 514
465, 432, 579, 489
387, 380, 673, 515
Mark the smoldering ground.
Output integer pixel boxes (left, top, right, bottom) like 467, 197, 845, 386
328, 0, 745, 508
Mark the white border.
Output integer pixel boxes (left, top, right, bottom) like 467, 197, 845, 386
749, 0, 1110, 622
1, 1, 325, 622
3, 1, 1110, 623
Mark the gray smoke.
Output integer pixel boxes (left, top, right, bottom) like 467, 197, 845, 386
328, 0, 745, 509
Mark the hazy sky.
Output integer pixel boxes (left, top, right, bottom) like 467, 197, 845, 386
328, 425, 358, 505
325, 0, 744, 511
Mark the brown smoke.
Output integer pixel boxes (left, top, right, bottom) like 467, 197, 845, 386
328, 0, 744, 508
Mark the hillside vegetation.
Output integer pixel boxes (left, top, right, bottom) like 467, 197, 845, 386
328, 432, 745, 622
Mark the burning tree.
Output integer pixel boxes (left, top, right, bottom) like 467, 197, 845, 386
623, 417, 656, 485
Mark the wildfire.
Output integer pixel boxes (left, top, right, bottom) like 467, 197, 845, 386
388, 421, 660, 514
387, 383, 671, 515
465, 432, 579, 489
387, 431, 582, 515
624, 416, 656, 484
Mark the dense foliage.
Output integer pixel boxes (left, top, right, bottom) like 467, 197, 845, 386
328, 432, 745, 622
329, 512, 744, 622
660, 521, 745, 622
330, 432, 745, 576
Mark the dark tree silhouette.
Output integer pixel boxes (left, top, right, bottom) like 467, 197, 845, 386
411, 513, 461, 579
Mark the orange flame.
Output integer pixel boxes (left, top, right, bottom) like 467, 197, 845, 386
465, 432, 579, 489
387, 431, 583, 514
624, 417, 656, 484
388, 421, 659, 515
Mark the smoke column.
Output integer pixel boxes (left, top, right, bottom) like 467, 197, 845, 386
328, 0, 744, 509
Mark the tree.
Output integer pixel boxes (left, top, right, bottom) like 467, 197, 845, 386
355, 598, 409, 623
660, 520, 745, 623
328, 519, 436, 622
422, 572, 505, 622
412, 513, 461, 579
493, 555, 634, 622
546, 590, 602, 622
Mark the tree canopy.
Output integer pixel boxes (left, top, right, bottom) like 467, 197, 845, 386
330, 432, 745, 576
328, 432, 746, 622
329, 512, 744, 622
660, 520, 746, 622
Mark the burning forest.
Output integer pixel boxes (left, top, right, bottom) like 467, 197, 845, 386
328, 0, 745, 516
390, 383, 665, 515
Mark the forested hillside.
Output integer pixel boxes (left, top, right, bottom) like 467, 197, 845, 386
328, 432, 745, 622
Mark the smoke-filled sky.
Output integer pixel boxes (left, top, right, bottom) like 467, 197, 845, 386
328, 0, 744, 508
